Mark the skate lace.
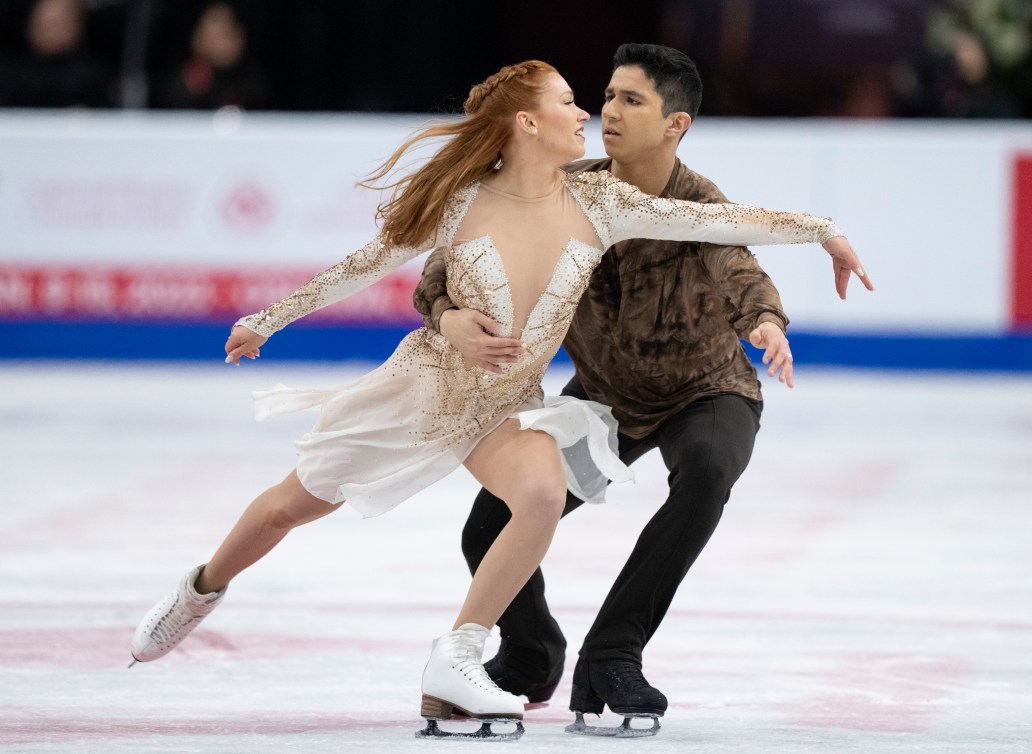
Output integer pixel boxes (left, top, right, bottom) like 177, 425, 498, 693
604, 661, 653, 691
451, 633, 508, 696
149, 595, 205, 646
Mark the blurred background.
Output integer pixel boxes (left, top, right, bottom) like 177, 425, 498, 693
3, 0, 1031, 117
1, 0, 1031, 370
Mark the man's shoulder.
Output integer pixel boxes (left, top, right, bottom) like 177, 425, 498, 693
563, 157, 612, 174
669, 161, 731, 204
564, 157, 732, 204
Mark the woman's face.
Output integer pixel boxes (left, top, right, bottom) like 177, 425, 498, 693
527, 72, 590, 163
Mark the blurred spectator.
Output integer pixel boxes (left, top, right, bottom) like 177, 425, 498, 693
939, 29, 1022, 117
1, 0, 1028, 118
655, 0, 930, 117
898, 1, 1029, 118
0, 0, 112, 108
153, 2, 269, 110
656, 0, 1031, 120
837, 71, 897, 118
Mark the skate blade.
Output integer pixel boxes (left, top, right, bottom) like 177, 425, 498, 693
565, 711, 660, 738
416, 718, 525, 741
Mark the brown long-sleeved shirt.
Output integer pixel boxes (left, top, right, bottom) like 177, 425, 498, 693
412, 157, 789, 439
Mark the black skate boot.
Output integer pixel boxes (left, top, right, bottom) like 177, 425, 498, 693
484, 638, 565, 704
566, 659, 666, 737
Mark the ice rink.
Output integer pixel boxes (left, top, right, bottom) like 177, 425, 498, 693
1, 360, 1030, 753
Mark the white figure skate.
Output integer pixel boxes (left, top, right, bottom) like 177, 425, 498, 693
129, 564, 225, 666
417, 623, 525, 741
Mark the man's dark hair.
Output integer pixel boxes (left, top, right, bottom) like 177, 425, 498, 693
612, 43, 702, 120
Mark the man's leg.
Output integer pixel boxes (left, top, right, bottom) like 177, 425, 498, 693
581, 394, 761, 661
572, 395, 761, 712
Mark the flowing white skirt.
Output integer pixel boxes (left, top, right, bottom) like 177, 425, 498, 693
252, 330, 632, 518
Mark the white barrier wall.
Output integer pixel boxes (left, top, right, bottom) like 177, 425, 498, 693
681, 120, 1031, 333
1, 111, 1031, 351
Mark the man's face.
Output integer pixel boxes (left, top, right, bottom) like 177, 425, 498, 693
601, 65, 676, 162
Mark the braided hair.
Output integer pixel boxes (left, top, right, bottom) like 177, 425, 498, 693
359, 60, 557, 248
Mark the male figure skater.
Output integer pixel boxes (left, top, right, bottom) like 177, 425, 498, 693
413, 42, 873, 735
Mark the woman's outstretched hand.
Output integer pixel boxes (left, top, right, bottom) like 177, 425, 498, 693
822, 236, 875, 299
225, 325, 267, 365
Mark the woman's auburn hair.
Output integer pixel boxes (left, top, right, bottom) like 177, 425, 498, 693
359, 60, 557, 248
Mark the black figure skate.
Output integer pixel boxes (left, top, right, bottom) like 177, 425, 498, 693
484, 639, 565, 705
565, 659, 666, 737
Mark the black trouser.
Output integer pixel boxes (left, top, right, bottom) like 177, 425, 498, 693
460, 382, 762, 672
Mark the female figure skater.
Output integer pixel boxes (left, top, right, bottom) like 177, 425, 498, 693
130, 60, 865, 736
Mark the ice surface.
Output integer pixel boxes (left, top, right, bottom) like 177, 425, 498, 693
1, 362, 1030, 752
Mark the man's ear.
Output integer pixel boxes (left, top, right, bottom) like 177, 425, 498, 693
667, 112, 692, 138
515, 110, 538, 135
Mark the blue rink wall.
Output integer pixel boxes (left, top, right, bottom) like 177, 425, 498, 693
4, 320, 1032, 372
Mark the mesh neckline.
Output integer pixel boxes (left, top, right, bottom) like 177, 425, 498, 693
478, 176, 566, 203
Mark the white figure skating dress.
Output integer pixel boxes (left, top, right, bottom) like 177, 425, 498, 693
239, 171, 841, 517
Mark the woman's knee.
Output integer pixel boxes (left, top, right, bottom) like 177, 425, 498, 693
508, 477, 567, 522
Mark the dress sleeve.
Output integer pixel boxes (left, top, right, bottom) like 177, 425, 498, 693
237, 232, 427, 337
598, 172, 843, 248
412, 246, 456, 332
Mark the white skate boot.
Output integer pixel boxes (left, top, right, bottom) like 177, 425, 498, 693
129, 565, 226, 666
417, 623, 525, 741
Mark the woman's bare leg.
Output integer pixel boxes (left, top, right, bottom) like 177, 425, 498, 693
196, 469, 339, 593
456, 420, 567, 629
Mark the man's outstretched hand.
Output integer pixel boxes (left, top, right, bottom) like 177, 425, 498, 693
749, 322, 794, 388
